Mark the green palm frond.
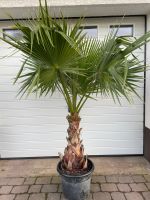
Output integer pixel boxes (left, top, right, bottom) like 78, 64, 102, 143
0, 0, 149, 114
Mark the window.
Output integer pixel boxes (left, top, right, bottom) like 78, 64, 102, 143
110, 25, 133, 37
3, 29, 23, 40
79, 26, 98, 38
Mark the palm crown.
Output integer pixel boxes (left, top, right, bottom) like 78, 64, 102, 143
1, 0, 150, 172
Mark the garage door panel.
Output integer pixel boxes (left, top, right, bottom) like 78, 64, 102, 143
1, 147, 144, 158
0, 132, 67, 142
0, 105, 143, 116
0, 66, 22, 75
0, 50, 22, 59
0, 130, 142, 141
0, 100, 67, 109
0, 93, 144, 105
84, 131, 142, 140
81, 106, 143, 115
0, 138, 142, 150
82, 122, 143, 131
84, 139, 143, 148
0, 108, 66, 117
86, 147, 143, 155
0, 126, 67, 135
1, 149, 63, 158
0, 140, 66, 150
84, 97, 143, 107
82, 114, 143, 123
0, 114, 143, 126
0, 56, 22, 66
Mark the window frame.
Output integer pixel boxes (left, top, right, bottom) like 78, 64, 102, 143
109, 24, 134, 37
3, 28, 23, 40
79, 25, 98, 38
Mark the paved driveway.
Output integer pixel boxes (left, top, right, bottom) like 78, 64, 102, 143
0, 157, 150, 200
0, 175, 150, 200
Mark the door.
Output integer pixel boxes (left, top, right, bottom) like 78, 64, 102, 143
0, 16, 145, 158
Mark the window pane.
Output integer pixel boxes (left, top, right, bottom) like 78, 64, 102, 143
110, 25, 133, 37
80, 26, 98, 38
3, 29, 23, 40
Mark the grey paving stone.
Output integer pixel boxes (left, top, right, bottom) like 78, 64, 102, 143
41, 184, 58, 193
117, 184, 131, 192
145, 182, 150, 190
0, 194, 15, 200
119, 176, 133, 183
125, 192, 144, 200
0, 178, 9, 186
24, 178, 36, 185
101, 183, 118, 192
91, 184, 100, 192
92, 176, 106, 183
28, 185, 42, 193
0, 186, 13, 194
51, 177, 61, 184
60, 193, 93, 200
144, 175, 150, 182
132, 175, 145, 183
129, 183, 148, 192
111, 192, 126, 200
58, 185, 62, 193
36, 177, 51, 184
1, 174, 149, 200
28, 193, 45, 200
15, 194, 29, 200
47, 193, 61, 200
60, 194, 67, 200
93, 192, 111, 200
142, 192, 150, 200
11, 186, 29, 194
106, 176, 119, 183
8, 178, 24, 186
88, 193, 93, 200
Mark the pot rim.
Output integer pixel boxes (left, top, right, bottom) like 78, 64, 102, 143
57, 158, 94, 178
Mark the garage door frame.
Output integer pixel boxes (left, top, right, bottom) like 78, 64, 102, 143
0, 14, 147, 159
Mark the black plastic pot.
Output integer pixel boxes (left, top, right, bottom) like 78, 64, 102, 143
57, 159, 94, 200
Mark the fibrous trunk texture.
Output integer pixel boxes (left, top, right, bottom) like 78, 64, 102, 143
59, 113, 87, 173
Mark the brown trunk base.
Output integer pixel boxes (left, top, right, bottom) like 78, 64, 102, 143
59, 113, 87, 173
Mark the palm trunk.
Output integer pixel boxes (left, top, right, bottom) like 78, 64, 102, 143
59, 113, 87, 173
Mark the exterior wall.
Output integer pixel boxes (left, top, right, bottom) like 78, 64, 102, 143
0, 0, 150, 8
146, 14, 150, 129
1, 1, 150, 19
144, 127, 150, 162
144, 14, 150, 162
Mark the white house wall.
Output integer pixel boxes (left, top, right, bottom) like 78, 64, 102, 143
144, 14, 150, 162
146, 14, 150, 129
1, 1, 150, 7
0, 1, 150, 19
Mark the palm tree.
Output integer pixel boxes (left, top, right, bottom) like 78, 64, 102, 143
1, 0, 150, 173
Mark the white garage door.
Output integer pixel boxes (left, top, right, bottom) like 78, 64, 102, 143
0, 16, 145, 158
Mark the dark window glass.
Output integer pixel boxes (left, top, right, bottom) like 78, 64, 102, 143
3, 29, 23, 40
110, 25, 133, 37
79, 26, 98, 38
